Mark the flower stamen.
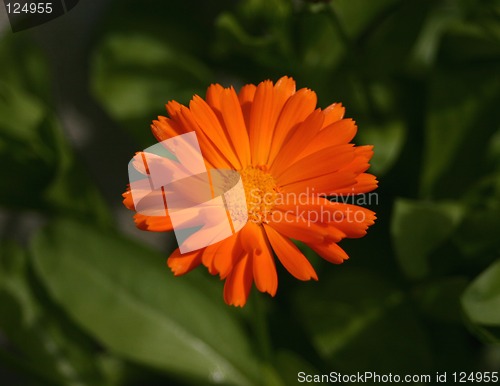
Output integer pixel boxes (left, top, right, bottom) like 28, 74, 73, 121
240, 166, 279, 224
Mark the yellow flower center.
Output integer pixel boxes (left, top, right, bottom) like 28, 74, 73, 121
239, 166, 279, 224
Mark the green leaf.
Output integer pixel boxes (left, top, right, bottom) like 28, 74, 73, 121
0, 33, 51, 100
421, 65, 500, 197
0, 243, 110, 386
295, 11, 345, 76
0, 33, 53, 179
0, 82, 45, 142
41, 115, 112, 227
274, 350, 318, 386
294, 269, 432, 373
391, 199, 464, 279
361, 0, 431, 76
91, 33, 212, 146
31, 219, 260, 386
454, 172, 500, 260
407, 1, 461, 71
213, 0, 294, 72
0, 243, 38, 325
454, 208, 500, 260
462, 259, 500, 327
0, 78, 55, 210
215, 13, 274, 49
330, 0, 399, 40
0, 35, 109, 222
358, 120, 406, 175
414, 277, 469, 323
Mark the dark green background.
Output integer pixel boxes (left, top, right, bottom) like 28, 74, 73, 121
1, 0, 499, 385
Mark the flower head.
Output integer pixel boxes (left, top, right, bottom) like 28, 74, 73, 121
123, 76, 377, 306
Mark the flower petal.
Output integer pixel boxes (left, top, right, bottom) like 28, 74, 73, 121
133, 213, 173, 232
267, 88, 317, 165
201, 241, 226, 275
189, 95, 242, 168
268, 210, 327, 244
205, 83, 224, 111
213, 234, 243, 279
329, 204, 376, 238
151, 116, 185, 142
271, 109, 324, 174
249, 80, 276, 166
277, 144, 355, 186
309, 242, 349, 264
281, 145, 374, 195
282, 170, 357, 195
321, 102, 345, 128
239, 223, 277, 296
218, 87, 251, 167
223, 254, 253, 307
173, 105, 232, 169
273, 76, 296, 116
166, 100, 183, 117
122, 187, 135, 210
333, 173, 378, 194
297, 118, 357, 160
207, 84, 251, 167
277, 201, 376, 239
264, 224, 318, 281
238, 83, 257, 129
167, 248, 203, 276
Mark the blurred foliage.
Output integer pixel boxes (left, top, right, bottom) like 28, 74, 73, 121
0, 35, 111, 225
32, 219, 260, 386
1, 0, 500, 385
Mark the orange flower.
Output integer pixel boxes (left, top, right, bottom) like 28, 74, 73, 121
123, 76, 377, 306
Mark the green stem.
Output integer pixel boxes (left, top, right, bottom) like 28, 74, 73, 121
252, 293, 272, 363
